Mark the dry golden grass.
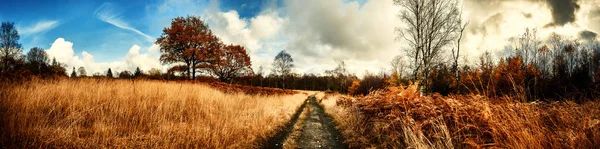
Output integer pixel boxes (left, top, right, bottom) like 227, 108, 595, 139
321, 84, 600, 149
0, 78, 307, 148
320, 94, 377, 148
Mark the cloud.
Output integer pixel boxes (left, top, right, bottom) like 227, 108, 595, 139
195, 0, 403, 77
125, 44, 162, 71
545, 0, 580, 27
281, 0, 402, 76
579, 30, 598, 41
45, 38, 163, 76
94, 3, 154, 42
18, 20, 59, 35
201, 7, 287, 75
74, 0, 600, 78
458, 0, 600, 63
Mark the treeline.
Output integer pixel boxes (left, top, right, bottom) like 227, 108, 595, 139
235, 29, 600, 102
0, 22, 67, 80
424, 30, 600, 102
6, 17, 600, 102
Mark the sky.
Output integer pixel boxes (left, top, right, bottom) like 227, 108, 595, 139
1, 0, 599, 77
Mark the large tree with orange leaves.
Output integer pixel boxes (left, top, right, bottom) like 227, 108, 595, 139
156, 16, 221, 80
207, 44, 252, 82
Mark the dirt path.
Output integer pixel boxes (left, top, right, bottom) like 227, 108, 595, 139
262, 95, 347, 149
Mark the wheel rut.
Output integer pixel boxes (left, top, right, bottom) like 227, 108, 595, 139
262, 95, 347, 149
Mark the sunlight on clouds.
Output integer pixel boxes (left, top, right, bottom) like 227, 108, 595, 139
198, 0, 402, 77
202, 8, 287, 74
461, 0, 600, 63
282, 0, 402, 77
45, 38, 162, 76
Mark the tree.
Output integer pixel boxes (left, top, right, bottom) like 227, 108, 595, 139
50, 57, 66, 76
257, 66, 264, 86
148, 68, 161, 76
70, 67, 77, 78
156, 16, 221, 80
106, 68, 113, 78
51, 57, 58, 67
77, 66, 87, 77
92, 72, 103, 77
134, 67, 142, 77
391, 55, 406, 80
395, 0, 461, 93
207, 44, 252, 82
348, 79, 361, 95
271, 50, 294, 89
119, 71, 132, 78
0, 21, 22, 73
452, 18, 469, 93
26, 47, 49, 74
147, 68, 162, 79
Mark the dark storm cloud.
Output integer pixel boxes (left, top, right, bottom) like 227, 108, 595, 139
545, 0, 580, 26
579, 30, 598, 41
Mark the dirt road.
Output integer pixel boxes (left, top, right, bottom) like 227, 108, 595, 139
263, 95, 347, 149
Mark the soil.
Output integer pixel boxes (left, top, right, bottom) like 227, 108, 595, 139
263, 95, 347, 149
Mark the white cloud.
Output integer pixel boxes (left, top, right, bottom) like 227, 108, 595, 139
59, 0, 599, 78
125, 44, 162, 71
18, 20, 60, 35
94, 3, 154, 42
250, 13, 284, 40
281, 0, 402, 76
45, 38, 163, 76
202, 9, 287, 75
197, 0, 402, 77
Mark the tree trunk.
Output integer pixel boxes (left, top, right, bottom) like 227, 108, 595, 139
187, 63, 192, 80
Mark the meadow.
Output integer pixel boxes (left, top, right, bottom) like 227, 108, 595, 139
0, 78, 307, 148
320, 84, 600, 148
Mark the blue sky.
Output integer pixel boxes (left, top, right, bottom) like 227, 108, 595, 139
1, 0, 275, 62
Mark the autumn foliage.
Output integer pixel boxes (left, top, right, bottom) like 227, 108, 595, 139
208, 44, 253, 82
347, 79, 360, 95
330, 84, 600, 148
156, 16, 251, 81
207, 81, 297, 95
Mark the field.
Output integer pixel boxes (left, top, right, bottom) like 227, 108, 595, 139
0, 79, 307, 148
2, 79, 600, 148
320, 84, 600, 148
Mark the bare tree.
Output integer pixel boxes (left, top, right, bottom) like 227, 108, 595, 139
391, 55, 407, 80
271, 50, 294, 89
395, 0, 461, 92
452, 19, 468, 93
77, 66, 87, 77
0, 22, 22, 73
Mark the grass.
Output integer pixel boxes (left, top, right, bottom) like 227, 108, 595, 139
0, 78, 307, 148
321, 84, 600, 149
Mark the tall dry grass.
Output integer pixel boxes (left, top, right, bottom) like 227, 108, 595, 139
320, 85, 600, 149
0, 78, 307, 148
